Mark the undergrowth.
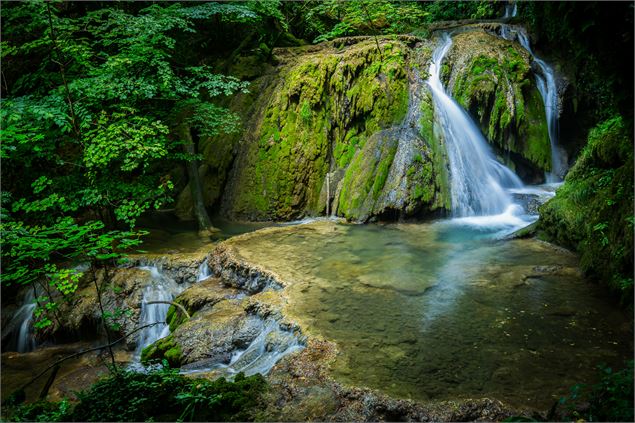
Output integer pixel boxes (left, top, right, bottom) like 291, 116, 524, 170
2, 364, 266, 422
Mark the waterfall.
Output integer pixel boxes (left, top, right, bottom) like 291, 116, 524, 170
499, 26, 567, 182
8, 289, 37, 352
502, 2, 518, 19
135, 266, 181, 355
196, 260, 212, 282
426, 33, 523, 217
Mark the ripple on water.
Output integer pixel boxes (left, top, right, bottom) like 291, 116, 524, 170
227, 221, 632, 409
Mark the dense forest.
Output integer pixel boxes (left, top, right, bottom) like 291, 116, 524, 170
1, 1, 633, 422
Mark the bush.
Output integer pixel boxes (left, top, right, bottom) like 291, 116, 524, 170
3, 365, 267, 422
552, 360, 634, 422
539, 115, 634, 304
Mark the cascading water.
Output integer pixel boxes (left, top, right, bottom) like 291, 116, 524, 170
134, 266, 181, 357
180, 319, 304, 378
196, 260, 212, 282
426, 33, 524, 218
502, 2, 517, 19
498, 26, 567, 182
8, 289, 37, 352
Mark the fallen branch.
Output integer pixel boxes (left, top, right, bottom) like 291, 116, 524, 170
15, 321, 163, 396
144, 300, 190, 319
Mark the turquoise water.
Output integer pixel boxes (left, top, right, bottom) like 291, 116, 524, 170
228, 220, 632, 408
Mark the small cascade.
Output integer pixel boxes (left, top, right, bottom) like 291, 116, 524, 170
426, 33, 524, 217
502, 2, 518, 19
196, 260, 212, 282
134, 266, 182, 356
8, 289, 38, 352
180, 319, 304, 378
498, 26, 568, 181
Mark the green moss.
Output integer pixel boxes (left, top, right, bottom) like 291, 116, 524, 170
337, 131, 399, 219
539, 116, 633, 303
449, 33, 550, 175
141, 334, 183, 368
372, 145, 397, 200
226, 39, 411, 220
166, 303, 189, 332
419, 89, 450, 210
519, 86, 551, 170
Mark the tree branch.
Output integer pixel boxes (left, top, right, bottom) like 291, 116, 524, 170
145, 300, 190, 319
16, 322, 163, 395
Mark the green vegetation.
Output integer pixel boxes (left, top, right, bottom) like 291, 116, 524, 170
141, 334, 183, 368
225, 38, 409, 220
3, 366, 266, 422
539, 116, 634, 303
553, 361, 634, 422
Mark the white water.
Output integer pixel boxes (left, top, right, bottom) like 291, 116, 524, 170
9, 289, 37, 352
426, 33, 524, 218
134, 266, 181, 357
197, 260, 212, 282
180, 320, 304, 378
503, 2, 517, 19
498, 26, 568, 181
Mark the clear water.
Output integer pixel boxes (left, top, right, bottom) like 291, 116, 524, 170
227, 221, 632, 408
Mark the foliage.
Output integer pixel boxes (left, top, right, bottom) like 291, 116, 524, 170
282, 1, 502, 44
520, 2, 633, 122
553, 360, 634, 422
1, 1, 251, 230
3, 366, 267, 422
1, 0, 264, 336
538, 115, 634, 303
0, 213, 146, 330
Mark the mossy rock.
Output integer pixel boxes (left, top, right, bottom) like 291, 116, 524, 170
141, 334, 183, 368
221, 38, 411, 221
336, 124, 447, 221
445, 30, 551, 180
539, 116, 633, 303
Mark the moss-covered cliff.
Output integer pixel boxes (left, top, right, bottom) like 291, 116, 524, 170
221, 37, 416, 221
177, 31, 559, 222
444, 27, 551, 181
539, 116, 633, 303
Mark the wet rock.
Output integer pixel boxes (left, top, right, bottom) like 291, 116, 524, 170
170, 299, 263, 365
211, 243, 284, 293
54, 267, 153, 347
126, 252, 208, 285
172, 278, 239, 315
262, 339, 534, 422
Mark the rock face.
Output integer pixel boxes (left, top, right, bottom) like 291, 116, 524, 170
221, 37, 417, 221
174, 31, 560, 221
443, 26, 552, 182
51, 252, 209, 348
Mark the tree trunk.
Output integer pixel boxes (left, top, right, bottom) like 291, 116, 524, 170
178, 123, 218, 236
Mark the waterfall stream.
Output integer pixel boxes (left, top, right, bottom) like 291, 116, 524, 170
426, 33, 524, 218
502, 2, 518, 19
498, 26, 568, 181
134, 266, 181, 357
196, 260, 212, 282
8, 289, 37, 353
